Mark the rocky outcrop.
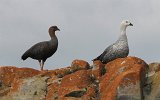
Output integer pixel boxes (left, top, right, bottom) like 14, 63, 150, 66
144, 63, 160, 100
100, 57, 148, 100
1, 75, 48, 100
0, 57, 158, 100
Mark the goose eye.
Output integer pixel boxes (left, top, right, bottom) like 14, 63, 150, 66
126, 21, 128, 23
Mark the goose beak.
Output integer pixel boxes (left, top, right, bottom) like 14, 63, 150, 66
129, 23, 133, 26
57, 28, 60, 31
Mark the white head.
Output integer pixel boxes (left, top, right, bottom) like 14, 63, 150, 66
120, 20, 133, 33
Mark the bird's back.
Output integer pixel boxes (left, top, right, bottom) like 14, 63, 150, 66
22, 38, 58, 61
93, 20, 133, 64
104, 40, 129, 62
93, 34, 129, 63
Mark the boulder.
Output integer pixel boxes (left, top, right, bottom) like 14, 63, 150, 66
0, 57, 153, 100
0, 75, 48, 100
100, 57, 148, 100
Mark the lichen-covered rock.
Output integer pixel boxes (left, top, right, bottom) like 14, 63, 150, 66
58, 70, 92, 100
145, 71, 160, 100
52, 60, 90, 78
71, 59, 90, 70
144, 63, 160, 100
46, 82, 59, 100
149, 63, 160, 72
0, 75, 49, 100
0, 66, 40, 86
100, 57, 148, 100
147, 63, 160, 78
81, 84, 98, 100
92, 60, 105, 79
0, 66, 41, 98
0, 57, 155, 100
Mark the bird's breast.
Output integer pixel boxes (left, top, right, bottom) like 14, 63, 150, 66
113, 41, 129, 55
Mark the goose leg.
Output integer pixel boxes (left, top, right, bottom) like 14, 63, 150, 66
41, 61, 45, 71
38, 60, 42, 70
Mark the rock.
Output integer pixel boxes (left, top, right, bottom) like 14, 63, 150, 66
149, 63, 160, 72
99, 57, 148, 100
145, 71, 160, 100
54, 60, 90, 78
0, 66, 40, 86
0, 66, 40, 98
71, 59, 90, 70
92, 60, 105, 79
147, 62, 160, 77
144, 62, 160, 100
58, 70, 92, 99
0, 75, 49, 100
45, 74, 60, 100
0, 57, 154, 99
82, 84, 97, 100
46, 82, 59, 100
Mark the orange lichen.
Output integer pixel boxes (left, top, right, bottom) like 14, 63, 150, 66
0, 57, 149, 99
0, 66, 40, 86
100, 57, 147, 100
71, 59, 90, 70
92, 60, 105, 79
58, 70, 92, 99
45, 82, 60, 100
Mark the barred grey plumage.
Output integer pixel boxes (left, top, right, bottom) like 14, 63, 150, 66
21, 26, 60, 71
93, 20, 133, 64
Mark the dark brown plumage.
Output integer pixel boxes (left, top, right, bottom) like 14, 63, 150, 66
21, 26, 60, 70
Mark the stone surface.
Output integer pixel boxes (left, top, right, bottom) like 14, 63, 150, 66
100, 57, 148, 100
1, 57, 159, 100
58, 70, 92, 99
0, 75, 48, 100
149, 63, 160, 72
92, 60, 105, 80
71, 59, 90, 70
0, 66, 40, 86
144, 63, 160, 100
